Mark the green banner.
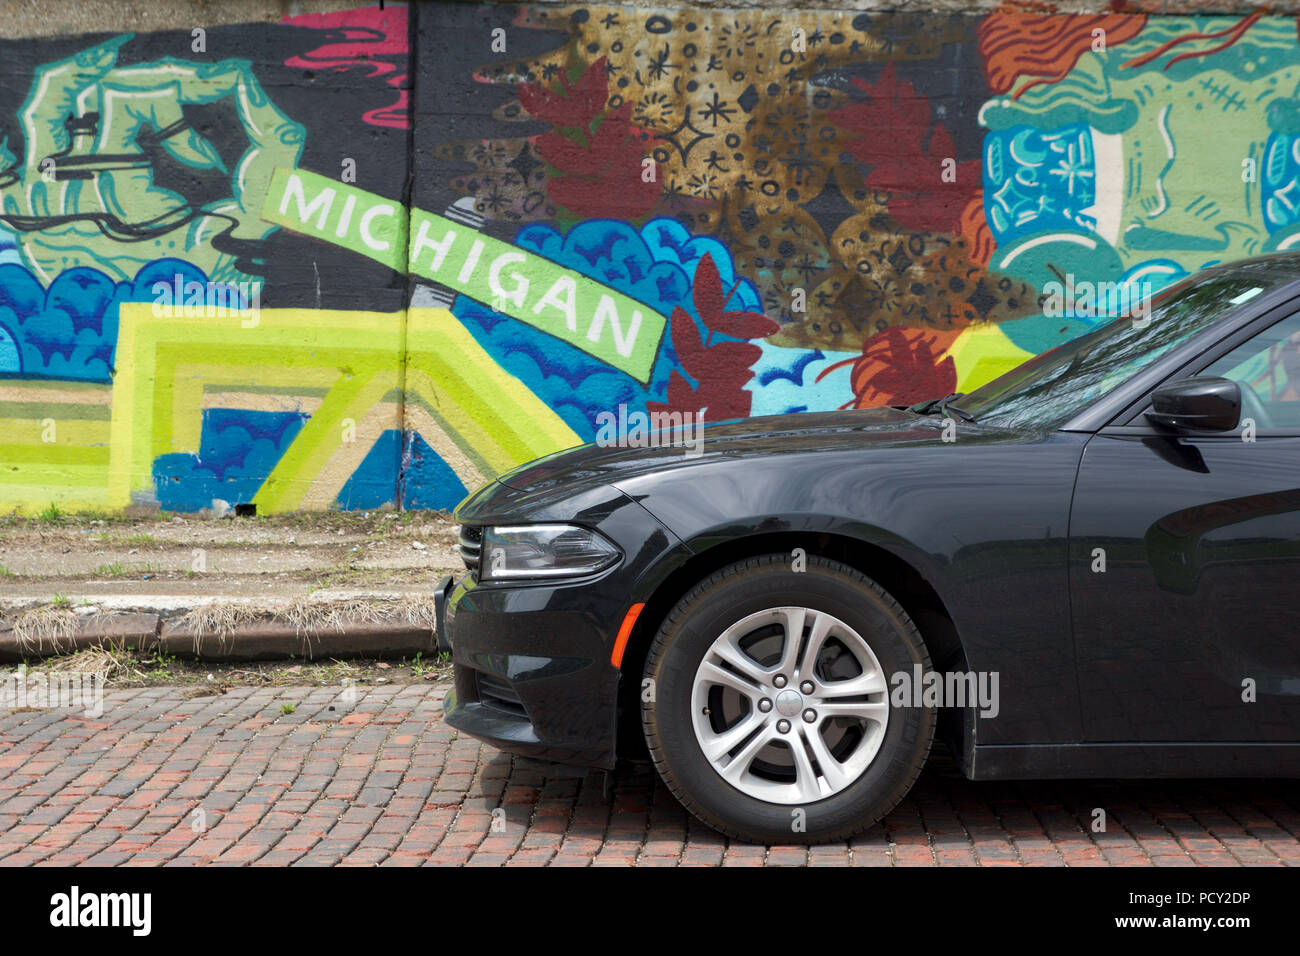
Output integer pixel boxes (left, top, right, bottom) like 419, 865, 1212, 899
263, 167, 407, 271
262, 168, 667, 382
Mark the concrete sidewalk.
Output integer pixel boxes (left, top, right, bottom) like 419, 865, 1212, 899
0, 512, 461, 662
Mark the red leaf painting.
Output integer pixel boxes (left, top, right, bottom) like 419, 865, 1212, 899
517, 57, 606, 130
648, 253, 777, 421
517, 59, 658, 221
817, 326, 958, 409
829, 63, 980, 235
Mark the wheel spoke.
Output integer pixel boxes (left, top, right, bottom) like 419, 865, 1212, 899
796, 610, 835, 680
800, 725, 853, 794
816, 699, 889, 724
776, 606, 807, 674
700, 711, 767, 763
820, 668, 888, 699
708, 639, 770, 688
697, 659, 762, 698
717, 721, 777, 784
788, 731, 827, 802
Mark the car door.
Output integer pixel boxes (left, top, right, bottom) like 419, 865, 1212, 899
1069, 308, 1300, 743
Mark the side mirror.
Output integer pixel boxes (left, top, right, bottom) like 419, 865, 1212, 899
1146, 377, 1241, 432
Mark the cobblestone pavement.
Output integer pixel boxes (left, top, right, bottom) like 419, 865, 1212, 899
1, 684, 1298, 866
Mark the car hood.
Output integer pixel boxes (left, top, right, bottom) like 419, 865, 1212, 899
493, 406, 945, 496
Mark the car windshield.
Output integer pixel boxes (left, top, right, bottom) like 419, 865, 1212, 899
954, 269, 1290, 428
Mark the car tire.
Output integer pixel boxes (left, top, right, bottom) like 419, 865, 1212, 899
642, 554, 934, 844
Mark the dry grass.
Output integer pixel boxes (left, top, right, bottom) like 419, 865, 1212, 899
16, 650, 449, 690
284, 596, 438, 657
9, 605, 82, 655
177, 597, 438, 657
39, 646, 133, 681
176, 603, 269, 655
283, 596, 438, 631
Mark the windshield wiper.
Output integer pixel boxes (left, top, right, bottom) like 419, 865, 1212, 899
907, 393, 952, 414
908, 393, 976, 423
938, 396, 976, 423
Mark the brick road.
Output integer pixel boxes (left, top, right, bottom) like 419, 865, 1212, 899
1, 684, 1298, 866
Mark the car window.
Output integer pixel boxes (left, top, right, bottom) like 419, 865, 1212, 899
957, 269, 1287, 428
1198, 312, 1300, 429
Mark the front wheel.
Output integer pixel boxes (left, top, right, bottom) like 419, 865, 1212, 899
642, 554, 934, 844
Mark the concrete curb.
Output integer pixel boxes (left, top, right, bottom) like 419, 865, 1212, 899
0, 608, 438, 664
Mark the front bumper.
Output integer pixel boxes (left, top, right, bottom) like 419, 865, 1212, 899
438, 484, 686, 770
434, 574, 454, 654
440, 572, 625, 768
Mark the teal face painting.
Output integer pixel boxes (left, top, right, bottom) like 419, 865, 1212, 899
981, 15, 1300, 297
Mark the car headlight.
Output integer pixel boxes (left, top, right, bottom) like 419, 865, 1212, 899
480, 524, 621, 581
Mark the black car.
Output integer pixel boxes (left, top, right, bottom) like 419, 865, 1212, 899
438, 254, 1300, 844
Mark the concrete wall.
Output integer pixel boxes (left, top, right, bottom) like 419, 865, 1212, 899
2, 2, 1298, 513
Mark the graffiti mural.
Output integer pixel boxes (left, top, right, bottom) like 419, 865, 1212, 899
2, 5, 1295, 514
978, 11, 1300, 294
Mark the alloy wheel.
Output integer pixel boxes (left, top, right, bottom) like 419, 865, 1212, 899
689, 606, 890, 804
